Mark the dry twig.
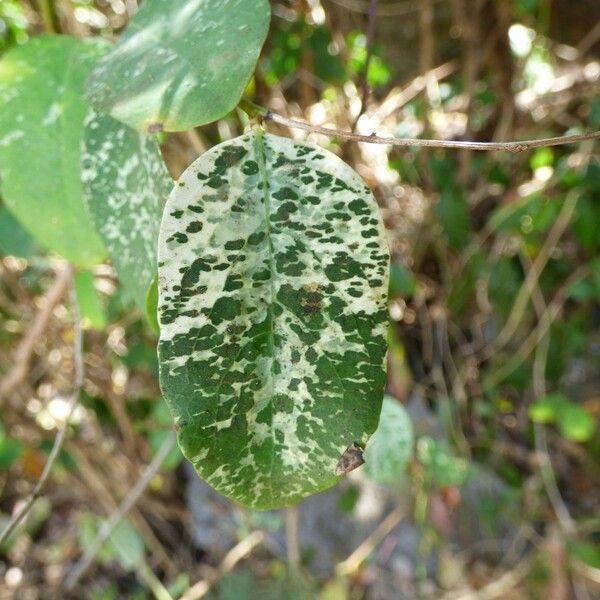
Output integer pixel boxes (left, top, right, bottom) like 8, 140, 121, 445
335, 505, 404, 575
264, 110, 600, 151
64, 431, 178, 590
0, 262, 72, 405
0, 273, 82, 546
179, 531, 265, 600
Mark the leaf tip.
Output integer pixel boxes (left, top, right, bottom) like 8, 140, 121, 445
336, 443, 365, 476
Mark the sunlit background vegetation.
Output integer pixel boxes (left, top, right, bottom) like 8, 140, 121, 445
0, 0, 599, 598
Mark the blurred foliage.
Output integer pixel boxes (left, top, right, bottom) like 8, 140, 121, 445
0, 0, 599, 598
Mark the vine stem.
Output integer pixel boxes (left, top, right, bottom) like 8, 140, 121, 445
0, 270, 81, 546
64, 431, 177, 590
263, 110, 600, 152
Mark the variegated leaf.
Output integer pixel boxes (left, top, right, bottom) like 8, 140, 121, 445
81, 110, 172, 312
158, 132, 389, 509
86, 0, 270, 132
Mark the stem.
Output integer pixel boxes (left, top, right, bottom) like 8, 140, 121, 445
37, 0, 57, 34
0, 268, 80, 547
264, 110, 600, 152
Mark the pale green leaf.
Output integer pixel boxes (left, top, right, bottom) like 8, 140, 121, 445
0, 35, 107, 266
363, 395, 413, 483
145, 273, 160, 334
158, 132, 389, 509
81, 110, 172, 312
557, 403, 596, 443
86, 0, 271, 132
74, 269, 107, 330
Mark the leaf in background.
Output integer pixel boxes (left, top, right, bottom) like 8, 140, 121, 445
158, 132, 389, 509
86, 0, 271, 132
0, 205, 36, 258
74, 269, 107, 330
0, 422, 23, 470
79, 514, 145, 571
557, 402, 596, 443
528, 392, 563, 424
81, 110, 172, 312
417, 437, 469, 487
363, 395, 413, 483
145, 273, 160, 334
0, 35, 107, 266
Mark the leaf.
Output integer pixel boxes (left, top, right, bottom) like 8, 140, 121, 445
417, 437, 469, 487
81, 110, 172, 312
74, 269, 107, 330
0, 35, 107, 266
158, 132, 389, 509
145, 273, 160, 335
528, 392, 564, 424
79, 514, 145, 571
363, 395, 413, 483
0, 205, 37, 258
556, 402, 596, 443
86, 0, 271, 132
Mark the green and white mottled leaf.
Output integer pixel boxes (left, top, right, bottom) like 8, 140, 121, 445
363, 395, 413, 483
0, 36, 107, 266
81, 110, 172, 312
158, 131, 389, 509
86, 0, 270, 133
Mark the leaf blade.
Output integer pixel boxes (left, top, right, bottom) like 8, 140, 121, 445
0, 35, 107, 266
86, 0, 271, 132
81, 110, 172, 312
158, 132, 389, 508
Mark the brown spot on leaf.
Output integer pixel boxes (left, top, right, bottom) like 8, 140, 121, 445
148, 122, 164, 134
335, 443, 365, 475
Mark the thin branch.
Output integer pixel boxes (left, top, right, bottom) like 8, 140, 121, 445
0, 273, 82, 546
492, 189, 579, 353
335, 505, 404, 575
285, 506, 300, 568
352, 0, 379, 129
179, 531, 265, 600
64, 431, 177, 590
0, 262, 72, 405
444, 554, 534, 600
264, 110, 600, 152
483, 265, 589, 391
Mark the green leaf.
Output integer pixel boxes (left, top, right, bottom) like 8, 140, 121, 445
417, 437, 469, 487
0, 35, 107, 266
145, 273, 160, 335
81, 110, 172, 312
0, 422, 23, 470
158, 132, 389, 509
0, 205, 37, 258
74, 269, 107, 330
556, 402, 596, 443
79, 514, 145, 571
363, 395, 413, 483
528, 392, 565, 424
86, 0, 271, 132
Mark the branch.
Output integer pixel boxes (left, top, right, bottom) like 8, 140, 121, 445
335, 505, 404, 575
353, 0, 379, 129
0, 273, 82, 546
264, 111, 600, 152
179, 531, 265, 600
64, 431, 177, 590
0, 262, 72, 405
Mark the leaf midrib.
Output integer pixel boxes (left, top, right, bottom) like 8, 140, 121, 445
254, 131, 277, 503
